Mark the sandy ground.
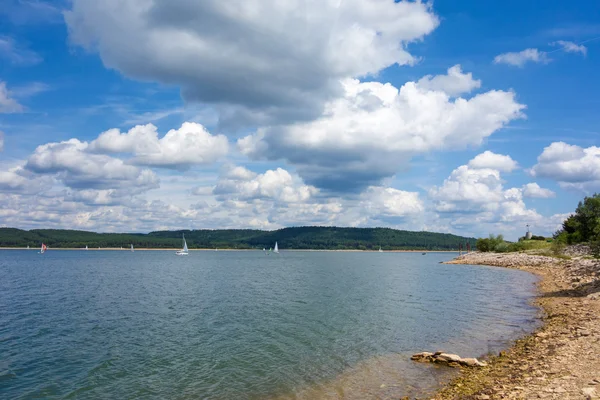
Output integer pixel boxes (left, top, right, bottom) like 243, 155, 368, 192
424, 250, 600, 400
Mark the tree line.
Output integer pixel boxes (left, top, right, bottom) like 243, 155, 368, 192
0, 226, 477, 250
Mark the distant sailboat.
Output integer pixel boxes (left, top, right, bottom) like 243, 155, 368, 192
273, 242, 279, 254
176, 234, 189, 256
131, 244, 134, 252
85, 245, 88, 250
39, 243, 47, 254
379, 247, 383, 252
27, 245, 30, 249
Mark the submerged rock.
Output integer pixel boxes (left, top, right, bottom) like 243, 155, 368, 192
410, 352, 487, 368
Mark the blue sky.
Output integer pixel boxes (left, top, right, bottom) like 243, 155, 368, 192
1, 0, 599, 239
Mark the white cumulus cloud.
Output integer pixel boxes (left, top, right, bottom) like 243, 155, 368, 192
522, 182, 555, 198
530, 142, 600, 192
25, 139, 159, 193
90, 122, 228, 169
239, 70, 525, 192
468, 150, 518, 172
214, 166, 317, 204
493, 48, 550, 67
360, 186, 423, 217
416, 64, 481, 96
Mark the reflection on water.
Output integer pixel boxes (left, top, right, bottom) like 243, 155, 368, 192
0, 250, 539, 399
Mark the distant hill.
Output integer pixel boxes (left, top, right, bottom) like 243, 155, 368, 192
0, 227, 476, 250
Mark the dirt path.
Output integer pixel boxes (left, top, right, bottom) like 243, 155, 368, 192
426, 251, 600, 400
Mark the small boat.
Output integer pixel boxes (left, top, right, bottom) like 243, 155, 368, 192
422, 252, 426, 255
39, 243, 47, 254
378, 247, 383, 252
27, 245, 30, 249
273, 242, 279, 254
176, 234, 189, 256
85, 245, 88, 250
131, 244, 134, 252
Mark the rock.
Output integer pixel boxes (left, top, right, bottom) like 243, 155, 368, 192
582, 387, 598, 399
437, 353, 462, 363
411, 352, 434, 361
461, 357, 487, 367
477, 395, 490, 400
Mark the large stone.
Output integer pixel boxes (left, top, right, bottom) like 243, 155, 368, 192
460, 357, 487, 367
437, 353, 462, 363
582, 387, 598, 399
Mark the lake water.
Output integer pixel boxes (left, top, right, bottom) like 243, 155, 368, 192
0, 250, 539, 399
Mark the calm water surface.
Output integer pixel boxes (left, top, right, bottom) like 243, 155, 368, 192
0, 250, 539, 399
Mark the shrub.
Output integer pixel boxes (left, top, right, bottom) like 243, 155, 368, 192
494, 242, 511, 253
591, 236, 600, 259
476, 238, 491, 252
551, 232, 567, 256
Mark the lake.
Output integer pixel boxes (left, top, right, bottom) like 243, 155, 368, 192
0, 250, 539, 399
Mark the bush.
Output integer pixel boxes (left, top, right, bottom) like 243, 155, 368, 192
591, 236, 600, 259
494, 242, 511, 253
531, 235, 546, 241
476, 238, 492, 252
551, 232, 567, 256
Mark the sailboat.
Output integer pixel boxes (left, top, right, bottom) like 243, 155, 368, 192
378, 247, 383, 252
176, 234, 189, 256
39, 243, 47, 254
131, 244, 134, 252
85, 245, 88, 250
27, 245, 30, 249
273, 242, 279, 254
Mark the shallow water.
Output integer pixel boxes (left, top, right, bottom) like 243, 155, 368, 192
0, 250, 539, 399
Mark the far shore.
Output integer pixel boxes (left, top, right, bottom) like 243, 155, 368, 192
0, 247, 460, 253
425, 249, 600, 399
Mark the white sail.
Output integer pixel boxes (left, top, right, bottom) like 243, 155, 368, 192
27, 245, 30, 249
131, 244, 134, 252
85, 245, 88, 250
273, 242, 279, 253
176, 233, 189, 255
378, 247, 383, 252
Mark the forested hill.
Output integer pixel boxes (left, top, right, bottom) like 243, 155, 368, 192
0, 226, 477, 250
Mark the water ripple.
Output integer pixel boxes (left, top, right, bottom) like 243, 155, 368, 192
0, 250, 539, 399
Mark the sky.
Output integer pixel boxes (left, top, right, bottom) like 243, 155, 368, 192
1, 0, 599, 239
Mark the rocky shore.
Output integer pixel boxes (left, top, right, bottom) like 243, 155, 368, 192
423, 249, 600, 400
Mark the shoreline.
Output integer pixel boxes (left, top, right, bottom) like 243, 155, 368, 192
426, 251, 600, 399
0, 247, 460, 252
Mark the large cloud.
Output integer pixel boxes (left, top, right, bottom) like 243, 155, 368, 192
213, 166, 317, 203
65, 0, 439, 123
530, 142, 600, 192
429, 152, 564, 238
522, 183, 555, 199
89, 122, 228, 169
25, 139, 159, 192
239, 68, 525, 192
416, 64, 481, 96
468, 150, 518, 172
